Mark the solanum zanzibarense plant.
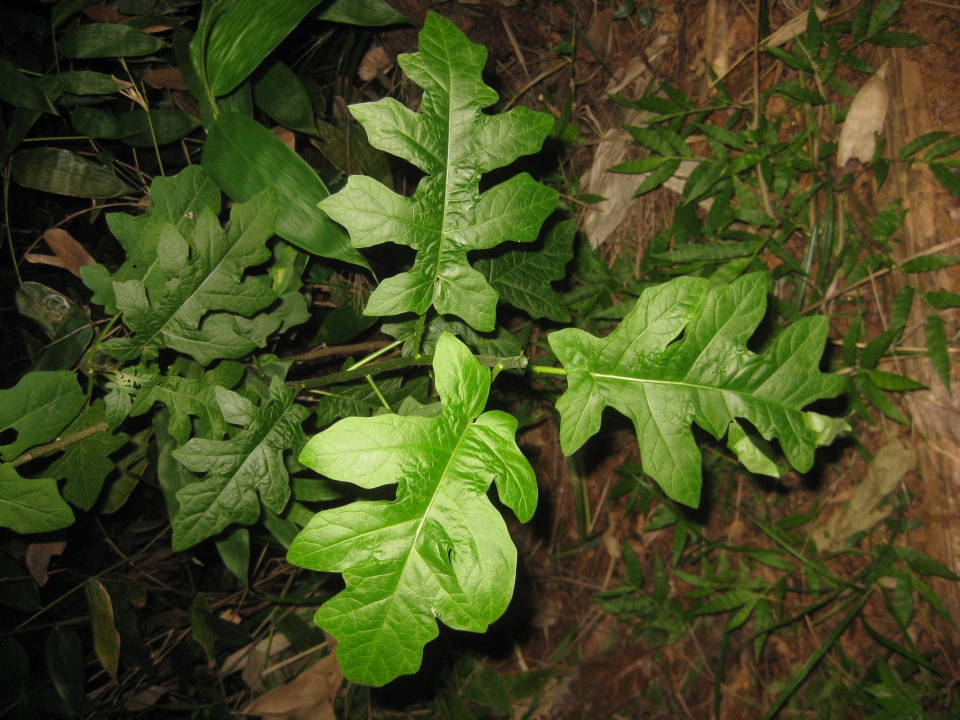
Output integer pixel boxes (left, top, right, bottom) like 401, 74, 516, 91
3, 0, 956, 699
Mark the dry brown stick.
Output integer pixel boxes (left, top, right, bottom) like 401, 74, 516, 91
9, 421, 108, 468
285, 339, 391, 363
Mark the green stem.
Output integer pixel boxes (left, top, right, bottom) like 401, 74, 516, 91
2, 169, 21, 285
411, 314, 427, 358
528, 364, 567, 376
366, 375, 392, 411
347, 338, 403, 371
8, 422, 108, 468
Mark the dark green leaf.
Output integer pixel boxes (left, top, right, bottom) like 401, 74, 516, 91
891, 285, 914, 329
860, 327, 900, 370
868, 0, 906, 34
71, 107, 127, 139
289, 334, 537, 686
549, 274, 843, 505
858, 373, 907, 424
899, 131, 949, 161
625, 126, 677, 156
870, 200, 906, 240
926, 311, 951, 392
609, 156, 676, 174
900, 253, 960, 273
10, 148, 133, 198
46, 628, 84, 718
172, 377, 309, 549
475, 219, 576, 322
925, 290, 960, 309
654, 240, 761, 263
931, 163, 960, 197
634, 158, 682, 196
253, 61, 318, 136
867, 31, 924, 47
216, 527, 250, 587
898, 546, 960, 580
863, 369, 926, 392
852, 0, 872, 40
839, 52, 875, 75
119, 109, 201, 146
921, 136, 960, 163
0, 57, 58, 114
59, 22, 167, 58
59, 70, 130, 95
765, 46, 814, 73
697, 122, 748, 150
203, 112, 366, 267
318, 0, 412, 25
773, 80, 825, 105
318, 14, 557, 331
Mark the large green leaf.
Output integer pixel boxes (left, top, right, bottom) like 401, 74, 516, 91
252, 61, 318, 137
289, 333, 537, 686
548, 273, 844, 506
100, 189, 281, 365
475, 219, 575, 322
82, 165, 222, 315
10, 148, 133, 198
58, 23, 167, 59
0, 57, 58, 114
47, 401, 129, 511
171, 377, 309, 550
202, 112, 366, 267
0, 465, 75, 534
319, 13, 557, 331
0, 371, 85, 461
193, 0, 325, 97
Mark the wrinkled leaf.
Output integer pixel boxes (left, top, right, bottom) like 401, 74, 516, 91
475, 219, 575, 322
549, 273, 844, 506
171, 377, 309, 549
289, 333, 537, 686
319, 13, 557, 331
100, 189, 281, 365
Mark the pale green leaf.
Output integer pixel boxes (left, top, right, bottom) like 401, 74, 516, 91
319, 13, 557, 331
82, 165, 222, 314
289, 333, 537, 686
47, 401, 130, 511
0, 465, 75, 534
0, 371, 85, 461
101, 189, 282, 365
171, 377, 310, 550
548, 274, 844, 506
727, 420, 780, 477
475, 219, 575, 322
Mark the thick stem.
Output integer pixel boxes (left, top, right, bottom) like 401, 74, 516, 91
9, 421, 109, 467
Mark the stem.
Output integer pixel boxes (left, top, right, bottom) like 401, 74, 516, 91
411, 314, 427, 358
8, 422, 109, 468
366, 376, 392, 411
3, 168, 21, 285
347, 338, 403, 371
286, 339, 393, 363
528, 364, 567, 376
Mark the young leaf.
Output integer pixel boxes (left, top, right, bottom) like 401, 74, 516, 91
0, 371, 85, 461
47, 401, 129, 511
474, 219, 576, 322
171, 377, 309, 550
82, 165, 222, 314
548, 273, 843, 506
101, 189, 281, 366
319, 13, 558, 332
0, 465, 75, 534
289, 333, 537, 686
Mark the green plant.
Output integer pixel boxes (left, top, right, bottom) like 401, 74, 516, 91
0, 0, 957, 715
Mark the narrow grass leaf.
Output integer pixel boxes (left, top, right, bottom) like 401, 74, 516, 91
926, 311, 951, 392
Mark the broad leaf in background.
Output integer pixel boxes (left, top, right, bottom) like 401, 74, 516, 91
192, 0, 325, 98
100, 189, 281, 365
549, 273, 844, 505
16, 283, 94, 372
0, 57, 59, 115
268, 242, 311, 333
47, 401, 129, 511
0, 371, 85, 461
475, 219, 575, 322
130, 361, 245, 445
10, 148, 133, 198
318, 0, 413, 25
58, 22, 167, 59
171, 377, 309, 550
83, 165, 222, 314
203, 112, 367, 267
314, 375, 430, 426
253, 61, 319, 137
289, 333, 537, 686
0, 465, 75, 534
319, 13, 558, 331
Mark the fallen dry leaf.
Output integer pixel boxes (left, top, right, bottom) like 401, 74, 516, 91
25, 229, 96, 278
704, 0, 731, 77
124, 686, 168, 712
837, 61, 890, 167
142, 68, 188, 91
82, 1, 127, 23
271, 126, 296, 151
26, 541, 66, 586
584, 7, 613, 59
358, 46, 392, 82
246, 652, 343, 720
222, 634, 291, 676
812, 438, 915, 552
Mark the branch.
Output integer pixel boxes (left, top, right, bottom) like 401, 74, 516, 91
291, 354, 534, 390
9, 421, 109, 468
